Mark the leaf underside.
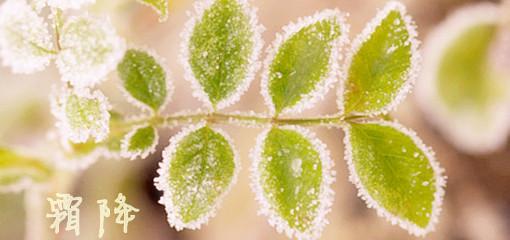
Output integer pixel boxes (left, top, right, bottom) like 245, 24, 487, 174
269, 15, 342, 115
347, 122, 436, 229
0, 147, 52, 187
258, 127, 323, 234
66, 93, 105, 134
167, 126, 235, 224
188, 0, 254, 107
118, 49, 168, 111
343, 9, 413, 115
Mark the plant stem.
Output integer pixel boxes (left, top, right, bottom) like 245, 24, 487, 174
125, 111, 367, 129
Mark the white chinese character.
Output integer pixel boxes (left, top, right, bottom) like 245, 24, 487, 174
97, 199, 111, 239
114, 193, 139, 233
46, 193, 82, 236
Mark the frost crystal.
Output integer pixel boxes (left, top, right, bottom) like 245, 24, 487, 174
343, 120, 446, 236
51, 87, 111, 144
120, 125, 159, 160
0, 0, 54, 74
250, 126, 335, 240
47, 0, 96, 10
56, 15, 126, 89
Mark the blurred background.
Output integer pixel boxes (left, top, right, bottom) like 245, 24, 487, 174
0, 0, 509, 239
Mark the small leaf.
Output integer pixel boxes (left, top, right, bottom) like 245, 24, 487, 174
117, 49, 170, 112
137, 0, 169, 22
56, 15, 126, 89
251, 126, 334, 240
47, 0, 95, 10
417, 3, 510, 154
121, 125, 158, 160
51, 88, 111, 143
154, 123, 239, 230
0, 0, 54, 73
262, 10, 348, 116
344, 120, 445, 236
181, 0, 263, 110
342, 1, 419, 116
0, 147, 53, 192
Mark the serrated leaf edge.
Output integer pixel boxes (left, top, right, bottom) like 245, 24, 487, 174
342, 120, 446, 236
51, 87, 111, 144
119, 46, 173, 114
120, 125, 159, 160
415, 3, 510, 154
180, 0, 264, 110
250, 125, 335, 240
339, 1, 420, 116
261, 9, 349, 116
154, 122, 241, 230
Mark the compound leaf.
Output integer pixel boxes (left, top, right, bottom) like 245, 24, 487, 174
118, 49, 169, 112
121, 125, 158, 160
0, 147, 53, 192
251, 126, 334, 240
155, 123, 238, 230
182, 0, 263, 109
342, 2, 419, 115
344, 120, 445, 236
263, 10, 347, 116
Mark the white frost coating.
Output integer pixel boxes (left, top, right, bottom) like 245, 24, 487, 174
120, 125, 159, 160
51, 87, 111, 144
342, 120, 446, 237
338, 1, 420, 116
250, 126, 335, 240
416, 3, 510, 154
56, 15, 126, 89
261, 9, 349, 116
223, 110, 272, 128
0, 0, 54, 74
47, 0, 95, 10
154, 122, 241, 230
119, 46, 174, 114
180, 0, 264, 110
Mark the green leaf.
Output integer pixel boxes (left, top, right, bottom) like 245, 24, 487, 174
52, 88, 110, 143
155, 123, 238, 230
344, 121, 445, 236
121, 125, 158, 160
342, 2, 418, 115
57, 15, 126, 89
417, 4, 510, 153
0, 147, 53, 192
263, 10, 347, 116
117, 49, 169, 112
183, 0, 262, 109
137, 0, 169, 22
252, 126, 334, 239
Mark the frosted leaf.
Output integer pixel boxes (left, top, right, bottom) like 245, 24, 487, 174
341, 1, 420, 116
56, 15, 126, 89
117, 48, 171, 113
120, 125, 158, 160
136, 0, 169, 22
0, 147, 53, 193
416, 3, 510, 154
261, 9, 349, 116
0, 0, 54, 74
47, 0, 95, 10
180, 0, 264, 110
51, 87, 111, 144
343, 120, 446, 236
250, 126, 334, 240
154, 123, 240, 230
